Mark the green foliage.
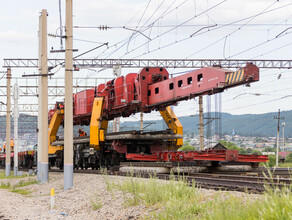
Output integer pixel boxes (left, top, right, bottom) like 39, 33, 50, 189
285, 153, 292, 163
0, 178, 37, 195
14, 179, 37, 188
219, 140, 239, 150
264, 146, 276, 152
0, 182, 11, 189
0, 171, 27, 179
238, 148, 247, 154
112, 174, 292, 220
90, 198, 103, 210
266, 155, 276, 167
9, 188, 32, 195
219, 140, 248, 154
279, 162, 292, 168
246, 148, 252, 153
251, 150, 262, 155
179, 145, 196, 151
179, 142, 196, 151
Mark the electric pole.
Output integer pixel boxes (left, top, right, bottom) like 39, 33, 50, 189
37, 14, 42, 182
199, 96, 204, 150
140, 112, 143, 131
13, 83, 19, 176
5, 68, 11, 176
40, 9, 49, 183
113, 64, 121, 133
64, 0, 74, 190
282, 122, 285, 152
274, 109, 284, 168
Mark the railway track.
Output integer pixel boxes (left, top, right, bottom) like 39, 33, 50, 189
117, 172, 291, 193
3, 167, 292, 193
43, 167, 292, 193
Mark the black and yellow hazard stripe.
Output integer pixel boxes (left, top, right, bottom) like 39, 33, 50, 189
225, 69, 245, 85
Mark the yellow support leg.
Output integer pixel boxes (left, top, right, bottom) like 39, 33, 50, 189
90, 97, 108, 150
159, 106, 183, 150
48, 109, 64, 154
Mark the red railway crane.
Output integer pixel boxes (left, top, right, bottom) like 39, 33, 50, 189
48, 63, 267, 169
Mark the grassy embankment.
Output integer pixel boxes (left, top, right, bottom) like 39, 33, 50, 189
102, 172, 292, 220
279, 162, 292, 168
0, 171, 37, 195
0, 171, 27, 179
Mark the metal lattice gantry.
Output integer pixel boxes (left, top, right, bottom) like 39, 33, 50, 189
0, 77, 112, 112
3, 58, 292, 69
0, 104, 54, 113
0, 77, 112, 96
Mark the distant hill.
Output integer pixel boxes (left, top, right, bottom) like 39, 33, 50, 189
0, 110, 291, 139
120, 111, 292, 138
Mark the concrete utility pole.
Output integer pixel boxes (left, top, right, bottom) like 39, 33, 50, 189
5, 69, 11, 176
37, 14, 42, 182
13, 83, 19, 176
274, 109, 284, 168
64, 0, 74, 190
199, 96, 204, 150
282, 122, 285, 151
140, 112, 143, 131
40, 9, 49, 183
113, 65, 121, 133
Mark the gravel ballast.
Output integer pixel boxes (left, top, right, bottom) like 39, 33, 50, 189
0, 172, 260, 219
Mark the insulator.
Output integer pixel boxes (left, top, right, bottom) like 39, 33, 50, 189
48, 33, 57, 38
99, 25, 108, 30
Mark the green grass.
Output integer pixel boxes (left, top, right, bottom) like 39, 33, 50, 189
108, 174, 292, 220
0, 171, 27, 179
90, 198, 103, 210
9, 188, 32, 195
0, 182, 11, 189
0, 178, 37, 195
279, 162, 292, 168
14, 179, 38, 188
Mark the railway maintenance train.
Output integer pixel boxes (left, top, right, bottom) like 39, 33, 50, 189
0, 64, 268, 170
47, 63, 268, 169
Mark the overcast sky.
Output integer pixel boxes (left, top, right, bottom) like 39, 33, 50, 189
0, 0, 292, 121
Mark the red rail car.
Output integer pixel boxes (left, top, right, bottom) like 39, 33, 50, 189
0, 151, 35, 169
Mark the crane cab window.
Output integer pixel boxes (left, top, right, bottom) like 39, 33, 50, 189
148, 90, 151, 96
187, 77, 192, 84
197, 74, 203, 82
155, 87, 159, 94
178, 80, 183, 87
169, 83, 174, 90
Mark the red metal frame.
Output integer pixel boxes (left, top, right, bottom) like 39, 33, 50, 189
53, 62, 259, 123
126, 149, 268, 163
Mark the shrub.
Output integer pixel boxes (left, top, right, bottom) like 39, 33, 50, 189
285, 152, 292, 163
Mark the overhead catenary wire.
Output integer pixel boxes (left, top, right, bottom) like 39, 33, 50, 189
120, 0, 227, 59
229, 30, 292, 58
130, 1, 292, 60
97, 0, 186, 61
186, 0, 284, 58
86, 0, 214, 63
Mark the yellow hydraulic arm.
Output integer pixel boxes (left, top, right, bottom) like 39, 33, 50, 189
90, 97, 108, 150
48, 109, 64, 154
159, 106, 183, 150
